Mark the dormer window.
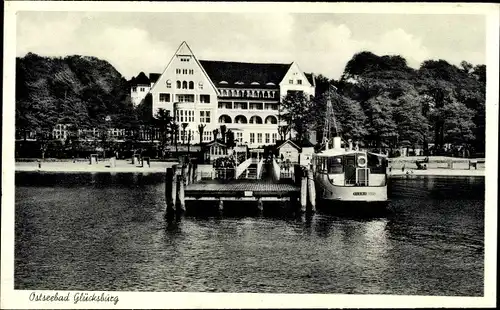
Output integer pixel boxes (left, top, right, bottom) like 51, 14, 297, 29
235, 81, 244, 85
251, 82, 260, 85
266, 82, 275, 86
219, 81, 228, 85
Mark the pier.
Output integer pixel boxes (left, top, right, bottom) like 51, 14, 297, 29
164, 157, 316, 217
184, 180, 299, 202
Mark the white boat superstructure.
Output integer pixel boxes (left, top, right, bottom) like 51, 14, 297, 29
312, 137, 388, 203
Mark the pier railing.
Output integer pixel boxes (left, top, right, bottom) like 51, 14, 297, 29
214, 168, 236, 180
272, 158, 281, 181
235, 158, 253, 179
279, 161, 296, 180
256, 158, 265, 179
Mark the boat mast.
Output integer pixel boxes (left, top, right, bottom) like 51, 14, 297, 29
322, 86, 339, 150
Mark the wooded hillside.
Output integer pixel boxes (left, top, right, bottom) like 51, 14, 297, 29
16, 53, 138, 136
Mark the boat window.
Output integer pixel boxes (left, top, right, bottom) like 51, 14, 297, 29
368, 153, 386, 174
344, 155, 357, 184
327, 156, 343, 174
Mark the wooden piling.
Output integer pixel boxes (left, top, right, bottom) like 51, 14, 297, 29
300, 172, 308, 212
187, 163, 193, 185
177, 174, 186, 212
180, 165, 187, 186
192, 163, 198, 182
165, 166, 177, 217
257, 197, 263, 212
307, 169, 316, 212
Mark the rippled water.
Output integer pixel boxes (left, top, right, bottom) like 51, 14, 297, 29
15, 172, 484, 296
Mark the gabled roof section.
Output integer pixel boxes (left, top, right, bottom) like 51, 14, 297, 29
134, 72, 150, 85
280, 62, 313, 88
176, 41, 193, 56
205, 139, 227, 147
277, 140, 301, 151
150, 41, 219, 94
199, 60, 291, 87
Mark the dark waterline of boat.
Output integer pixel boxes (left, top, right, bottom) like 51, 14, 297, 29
14, 172, 484, 296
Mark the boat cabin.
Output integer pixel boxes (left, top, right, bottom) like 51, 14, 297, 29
313, 149, 388, 186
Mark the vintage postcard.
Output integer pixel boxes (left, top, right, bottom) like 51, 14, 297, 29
2, 1, 498, 309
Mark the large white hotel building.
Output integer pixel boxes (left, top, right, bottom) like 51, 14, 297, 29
130, 42, 316, 149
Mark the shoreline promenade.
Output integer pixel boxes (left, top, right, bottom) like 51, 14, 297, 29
14, 159, 485, 177
15, 160, 178, 173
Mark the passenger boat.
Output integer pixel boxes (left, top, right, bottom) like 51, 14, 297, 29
312, 137, 388, 203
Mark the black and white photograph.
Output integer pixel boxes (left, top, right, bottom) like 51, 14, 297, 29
2, 1, 498, 309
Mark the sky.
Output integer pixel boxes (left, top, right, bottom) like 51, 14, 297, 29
16, 11, 486, 80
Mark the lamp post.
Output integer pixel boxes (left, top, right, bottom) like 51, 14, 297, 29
102, 115, 111, 159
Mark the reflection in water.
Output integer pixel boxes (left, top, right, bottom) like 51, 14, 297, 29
15, 173, 484, 296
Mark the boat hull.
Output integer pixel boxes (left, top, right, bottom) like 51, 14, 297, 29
315, 177, 388, 203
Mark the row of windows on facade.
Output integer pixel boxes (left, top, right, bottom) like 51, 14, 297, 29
172, 80, 202, 90
218, 79, 302, 86
134, 80, 303, 96
172, 110, 277, 125
51, 127, 205, 142
159, 93, 210, 103
218, 114, 278, 124
218, 102, 278, 110
173, 111, 279, 125
52, 128, 127, 140
202, 132, 277, 145
132, 87, 146, 92
172, 110, 211, 123
175, 69, 195, 75
219, 89, 277, 99
250, 132, 278, 144
27, 128, 277, 146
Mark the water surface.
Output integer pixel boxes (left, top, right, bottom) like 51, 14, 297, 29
15, 172, 484, 295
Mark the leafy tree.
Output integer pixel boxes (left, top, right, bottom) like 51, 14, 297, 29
313, 89, 367, 143
154, 108, 172, 159
279, 91, 314, 142
212, 128, 219, 141
198, 124, 206, 145
220, 125, 227, 143
440, 101, 476, 146
170, 122, 179, 155
362, 95, 398, 148
278, 124, 291, 141
392, 91, 431, 151
226, 129, 236, 149
181, 123, 188, 145
187, 130, 192, 153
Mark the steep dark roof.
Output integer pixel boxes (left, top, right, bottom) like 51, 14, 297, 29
304, 73, 315, 87
297, 139, 315, 148
149, 73, 161, 84
134, 72, 150, 85
199, 60, 291, 88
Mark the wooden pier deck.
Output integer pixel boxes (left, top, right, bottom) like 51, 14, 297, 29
185, 180, 299, 201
